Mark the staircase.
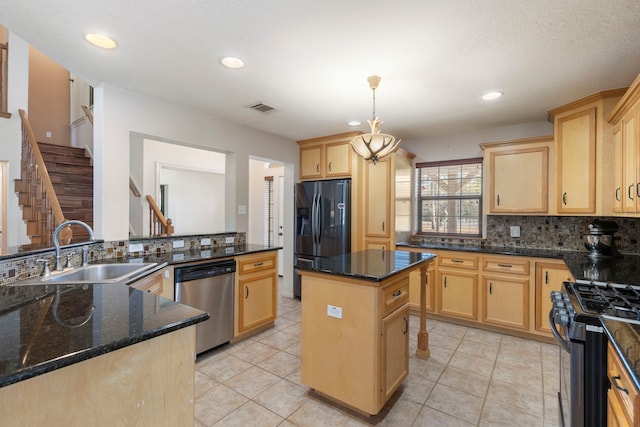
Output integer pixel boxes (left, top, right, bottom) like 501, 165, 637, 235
38, 142, 93, 238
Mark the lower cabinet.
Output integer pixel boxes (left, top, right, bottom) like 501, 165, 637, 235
608, 343, 639, 426
535, 261, 573, 334
131, 267, 174, 300
235, 251, 278, 337
438, 269, 478, 321
481, 275, 529, 330
381, 304, 410, 401
409, 262, 435, 312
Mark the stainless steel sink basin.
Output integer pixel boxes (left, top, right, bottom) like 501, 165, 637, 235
41, 263, 158, 284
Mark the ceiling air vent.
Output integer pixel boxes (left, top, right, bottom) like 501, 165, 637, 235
249, 102, 276, 113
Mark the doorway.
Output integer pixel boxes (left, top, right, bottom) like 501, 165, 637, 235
0, 161, 6, 253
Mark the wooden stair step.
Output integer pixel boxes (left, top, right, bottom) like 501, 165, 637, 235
41, 154, 92, 167
49, 174, 93, 186
37, 142, 88, 158
45, 163, 93, 175
53, 186, 93, 197
57, 196, 93, 208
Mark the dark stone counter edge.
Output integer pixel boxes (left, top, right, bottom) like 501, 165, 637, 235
395, 242, 567, 259
602, 318, 640, 392
0, 311, 209, 389
299, 254, 436, 282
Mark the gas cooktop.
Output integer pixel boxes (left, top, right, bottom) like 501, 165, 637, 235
568, 281, 640, 322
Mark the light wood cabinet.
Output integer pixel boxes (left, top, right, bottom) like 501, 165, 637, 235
607, 343, 639, 426
130, 268, 162, 294
609, 74, 640, 216
381, 304, 409, 402
297, 132, 361, 180
481, 257, 530, 330
437, 252, 479, 321
365, 158, 392, 238
534, 261, 573, 334
409, 260, 435, 313
550, 89, 626, 215
300, 269, 413, 415
364, 238, 391, 251
234, 251, 278, 337
481, 137, 552, 214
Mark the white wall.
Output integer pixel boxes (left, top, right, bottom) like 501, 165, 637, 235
248, 159, 285, 245
92, 84, 298, 295
403, 121, 554, 163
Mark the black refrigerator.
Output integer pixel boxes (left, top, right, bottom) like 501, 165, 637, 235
294, 179, 351, 298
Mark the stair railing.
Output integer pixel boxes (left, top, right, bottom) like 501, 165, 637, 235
17, 109, 67, 243
80, 104, 93, 125
146, 194, 174, 236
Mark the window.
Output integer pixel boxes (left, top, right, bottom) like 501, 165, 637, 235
416, 158, 483, 237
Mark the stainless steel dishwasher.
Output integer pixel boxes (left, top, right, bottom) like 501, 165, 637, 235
174, 259, 235, 354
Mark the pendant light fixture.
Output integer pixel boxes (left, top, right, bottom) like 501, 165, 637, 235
350, 76, 400, 164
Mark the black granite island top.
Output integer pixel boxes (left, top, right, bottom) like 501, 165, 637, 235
297, 249, 436, 282
0, 283, 208, 388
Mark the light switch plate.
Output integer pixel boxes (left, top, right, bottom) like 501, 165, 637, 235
238, 205, 247, 215
327, 305, 343, 319
129, 243, 144, 253
225, 236, 234, 244
510, 226, 521, 238
172, 239, 185, 249
201, 238, 211, 246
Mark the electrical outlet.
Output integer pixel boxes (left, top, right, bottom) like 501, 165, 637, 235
172, 252, 184, 261
510, 226, 521, 238
200, 250, 211, 258
201, 238, 211, 246
327, 305, 343, 319
172, 239, 185, 249
225, 247, 234, 254
225, 236, 234, 244
129, 243, 144, 253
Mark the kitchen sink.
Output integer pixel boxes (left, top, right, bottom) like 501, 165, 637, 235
41, 263, 158, 284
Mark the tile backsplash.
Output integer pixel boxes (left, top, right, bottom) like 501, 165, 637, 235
409, 215, 640, 255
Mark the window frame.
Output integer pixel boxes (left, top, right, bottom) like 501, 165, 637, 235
415, 157, 483, 238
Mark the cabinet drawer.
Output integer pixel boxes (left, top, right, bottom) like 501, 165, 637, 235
482, 257, 530, 275
608, 342, 639, 424
438, 253, 478, 270
380, 275, 409, 317
237, 253, 277, 275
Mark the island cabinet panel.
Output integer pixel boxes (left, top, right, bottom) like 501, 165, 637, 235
0, 326, 196, 426
300, 270, 411, 416
235, 251, 278, 337
483, 138, 551, 214
381, 304, 409, 402
534, 261, 573, 334
409, 261, 435, 313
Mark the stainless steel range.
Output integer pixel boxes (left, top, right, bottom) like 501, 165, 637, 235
550, 281, 611, 427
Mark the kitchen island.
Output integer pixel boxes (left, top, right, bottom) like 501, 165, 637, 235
297, 249, 435, 415
0, 282, 207, 426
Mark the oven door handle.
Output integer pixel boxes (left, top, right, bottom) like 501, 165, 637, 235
548, 309, 571, 351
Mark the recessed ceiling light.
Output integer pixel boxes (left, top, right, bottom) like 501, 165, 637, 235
347, 121, 361, 127
221, 57, 245, 69
85, 33, 117, 49
482, 91, 503, 101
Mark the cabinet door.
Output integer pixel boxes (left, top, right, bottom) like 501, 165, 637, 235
325, 141, 351, 177
300, 145, 324, 180
535, 262, 573, 334
364, 238, 391, 251
365, 159, 391, 237
489, 146, 548, 213
437, 270, 478, 320
238, 271, 276, 333
482, 275, 529, 330
381, 304, 409, 402
613, 123, 624, 213
409, 265, 435, 313
131, 269, 163, 295
556, 108, 596, 213
607, 390, 627, 427
622, 111, 638, 213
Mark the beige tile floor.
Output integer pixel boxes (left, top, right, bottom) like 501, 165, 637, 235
194, 291, 561, 426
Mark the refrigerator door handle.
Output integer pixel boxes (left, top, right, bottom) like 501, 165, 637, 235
312, 193, 319, 247
316, 194, 322, 244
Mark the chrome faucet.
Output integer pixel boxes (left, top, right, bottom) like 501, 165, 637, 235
53, 220, 95, 271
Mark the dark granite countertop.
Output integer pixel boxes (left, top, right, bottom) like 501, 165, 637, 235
396, 242, 567, 260
137, 243, 281, 266
0, 283, 208, 388
297, 249, 435, 282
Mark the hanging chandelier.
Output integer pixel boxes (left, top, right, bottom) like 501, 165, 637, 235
350, 76, 400, 164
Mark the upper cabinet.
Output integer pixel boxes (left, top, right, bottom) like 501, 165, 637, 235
549, 89, 626, 215
297, 132, 361, 180
481, 136, 552, 214
608, 73, 640, 216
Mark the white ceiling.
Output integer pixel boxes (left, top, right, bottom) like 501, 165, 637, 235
1, 0, 640, 142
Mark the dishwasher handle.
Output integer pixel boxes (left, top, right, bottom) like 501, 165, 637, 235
174, 260, 236, 282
